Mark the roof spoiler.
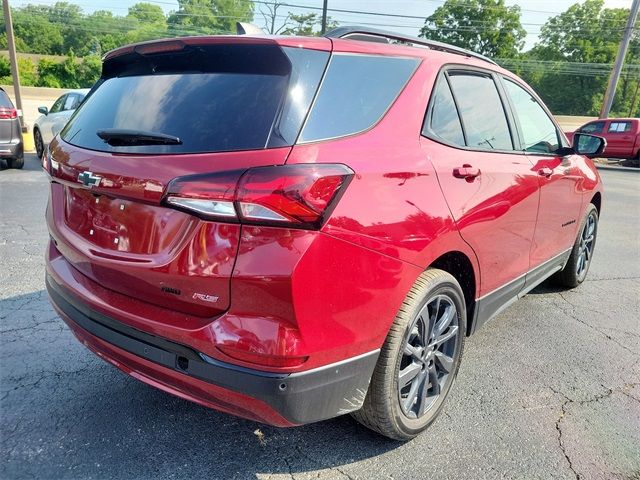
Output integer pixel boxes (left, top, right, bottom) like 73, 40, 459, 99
236, 22, 265, 35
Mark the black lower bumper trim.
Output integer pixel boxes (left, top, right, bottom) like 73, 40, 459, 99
46, 274, 379, 424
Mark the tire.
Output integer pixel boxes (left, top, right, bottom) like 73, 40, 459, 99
7, 155, 24, 169
553, 203, 598, 288
34, 128, 44, 160
352, 269, 466, 440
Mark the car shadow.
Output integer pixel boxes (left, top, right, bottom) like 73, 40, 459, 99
526, 279, 572, 295
0, 152, 41, 172
1, 290, 401, 479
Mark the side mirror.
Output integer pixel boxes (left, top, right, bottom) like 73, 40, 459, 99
572, 132, 606, 158
38, 106, 48, 115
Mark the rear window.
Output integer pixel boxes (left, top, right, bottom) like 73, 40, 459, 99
299, 54, 420, 143
61, 44, 329, 154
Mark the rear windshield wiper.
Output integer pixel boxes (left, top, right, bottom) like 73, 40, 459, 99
97, 129, 182, 147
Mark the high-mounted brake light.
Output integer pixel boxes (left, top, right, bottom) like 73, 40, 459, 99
0, 107, 17, 119
163, 164, 354, 230
134, 40, 186, 55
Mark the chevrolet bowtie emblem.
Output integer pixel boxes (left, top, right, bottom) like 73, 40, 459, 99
78, 171, 102, 188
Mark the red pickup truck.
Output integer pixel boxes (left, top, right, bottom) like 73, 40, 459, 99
567, 118, 640, 160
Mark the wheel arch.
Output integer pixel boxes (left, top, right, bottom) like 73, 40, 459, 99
429, 251, 476, 336
590, 191, 602, 215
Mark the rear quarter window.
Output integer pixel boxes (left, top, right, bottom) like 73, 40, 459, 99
608, 121, 632, 133
0, 90, 14, 108
298, 54, 420, 143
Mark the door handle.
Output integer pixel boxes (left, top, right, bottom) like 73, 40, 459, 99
538, 167, 553, 177
453, 164, 481, 180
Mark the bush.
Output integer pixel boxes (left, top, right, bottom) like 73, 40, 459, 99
36, 54, 101, 88
0, 56, 38, 86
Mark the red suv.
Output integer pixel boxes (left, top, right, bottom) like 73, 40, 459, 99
45, 27, 604, 440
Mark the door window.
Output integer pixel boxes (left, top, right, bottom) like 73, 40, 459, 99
64, 94, 80, 111
50, 95, 66, 114
448, 73, 513, 150
426, 78, 465, 146
580, 121, 605, 134
608, 121, 632, 133
503, 79, 560, 154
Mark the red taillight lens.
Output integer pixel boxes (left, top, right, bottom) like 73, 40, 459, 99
164, 164, 353, 229
0, 107, 17, 119
217, 345, 309, 368
165, 170, 244, 221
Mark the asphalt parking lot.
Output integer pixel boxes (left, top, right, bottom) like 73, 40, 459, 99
1, 154, 638, 480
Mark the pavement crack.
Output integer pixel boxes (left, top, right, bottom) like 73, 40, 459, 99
556, 399, 579, 480
555, 293, 639, 357
585, 276, 640, 282
293, 445, 355, 480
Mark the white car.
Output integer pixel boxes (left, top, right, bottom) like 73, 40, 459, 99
33, 89, 90, 158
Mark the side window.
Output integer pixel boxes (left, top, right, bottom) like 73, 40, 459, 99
608, 121, 631, 133
299, 54, 420, 143
503, 79, 559, 154
580, 121, 605, 134
63, 94, 77, 111
50, 95, 66, 114
448, 73, 513, 150
0, 90, 14, 108
425, 77, 465, 146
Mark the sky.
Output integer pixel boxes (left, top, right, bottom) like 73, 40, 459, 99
10, 0, 635, 48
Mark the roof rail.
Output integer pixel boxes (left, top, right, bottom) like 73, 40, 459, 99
324, 26, 497, 66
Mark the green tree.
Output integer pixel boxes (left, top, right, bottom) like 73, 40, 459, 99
419, 0, 526, 58
525, 0, 639, 116
128, 2, 165, 24
7, 5, 65, 55
168, 0, 254, 34
281, 13, 338, 36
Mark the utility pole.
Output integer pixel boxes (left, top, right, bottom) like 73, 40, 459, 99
599, 0, 639, 119
320, 0, 328, 34
2, 0, 24, 130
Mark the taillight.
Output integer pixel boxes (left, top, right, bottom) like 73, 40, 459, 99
217, 345, 309, 368
0, 107, 17, 119
164, 164, 354, 230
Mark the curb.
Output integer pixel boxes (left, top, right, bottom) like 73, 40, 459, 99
594, 163, 640, 173
22, 131, 35, 153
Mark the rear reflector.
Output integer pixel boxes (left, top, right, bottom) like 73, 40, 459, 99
164, 164, 354, 230
0, 107, 17, 119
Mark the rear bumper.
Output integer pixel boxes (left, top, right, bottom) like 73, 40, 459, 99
46, 274, 378, 426
0, 138, 23, 159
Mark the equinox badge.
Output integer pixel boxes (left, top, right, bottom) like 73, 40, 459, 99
78, 171, 102, 188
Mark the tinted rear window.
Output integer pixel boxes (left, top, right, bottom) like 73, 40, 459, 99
299, 54, 420, 143
61, 44, 329, 154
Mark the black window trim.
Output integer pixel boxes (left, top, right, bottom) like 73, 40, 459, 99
497, 75, 568, 157
422, 64, 522, 155
296, 52, 423, 145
